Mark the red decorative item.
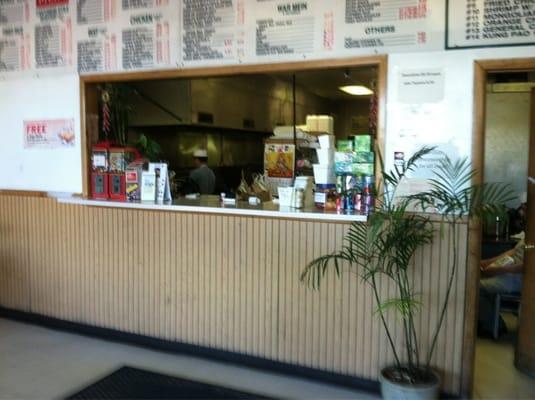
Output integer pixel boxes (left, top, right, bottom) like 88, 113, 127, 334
101, 90, 111, 142
368, 82, 378, 137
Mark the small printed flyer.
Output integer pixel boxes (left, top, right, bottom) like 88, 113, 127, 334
23, 118, 75, 148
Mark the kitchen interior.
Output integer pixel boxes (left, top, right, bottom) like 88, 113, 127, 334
86, 65, 378, 209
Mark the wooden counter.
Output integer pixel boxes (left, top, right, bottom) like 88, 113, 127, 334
0, 194, 468, 395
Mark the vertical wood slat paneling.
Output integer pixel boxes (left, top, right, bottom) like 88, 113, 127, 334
0, 196, 468, 395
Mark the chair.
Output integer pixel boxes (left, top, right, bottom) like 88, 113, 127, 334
493, 292, 522, 339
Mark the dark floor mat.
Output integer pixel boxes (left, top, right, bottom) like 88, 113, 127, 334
66, 366, 274, 399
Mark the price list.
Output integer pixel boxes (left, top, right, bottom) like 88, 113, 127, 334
121, 10, 171, 70
34, 0, 73, 69
77, 26, 117, 73
77, 0, 116, 25
182, 0, 238, 62
254, 1, 315, 56
341, 0, 435, 51
0, 0, 30, 73
0, 0, 29, 25
447, 0, 535, 48
122, 0, 168, 10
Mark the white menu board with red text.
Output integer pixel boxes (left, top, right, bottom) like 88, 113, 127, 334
336, 0, 444, 55
180, 0, 246, 66
33, 0, 74, 70
0, 0, 31, 75
75, 0, 119, 73
119, 0, 177, 71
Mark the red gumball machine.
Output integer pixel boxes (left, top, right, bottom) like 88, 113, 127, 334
91, 142, 111, 199
108, 146, 141, 201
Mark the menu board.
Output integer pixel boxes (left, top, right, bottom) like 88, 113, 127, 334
253, 0, 316, 57
181, 0, 245, 64
338, 0, 442, 53
120, 0, 174, 70
34, 0, 73, 69
75, 0, 118, 72
0, 0, 31, 73
447, 0, 535, 48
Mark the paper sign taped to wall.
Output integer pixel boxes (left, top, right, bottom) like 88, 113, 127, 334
398, 68, 445, 103
24, 119, 75, 148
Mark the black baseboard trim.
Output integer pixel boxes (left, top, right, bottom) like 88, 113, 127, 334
0, 307, 380, 395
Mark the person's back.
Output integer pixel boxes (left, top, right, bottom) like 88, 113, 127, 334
190, 164, 216, 194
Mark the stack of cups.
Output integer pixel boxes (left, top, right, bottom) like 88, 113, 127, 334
313, 135, 336, 185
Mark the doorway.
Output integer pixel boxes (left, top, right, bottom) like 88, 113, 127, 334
471, 59, 535, 399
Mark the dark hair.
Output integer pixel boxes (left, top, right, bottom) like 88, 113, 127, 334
195, 156, 208, 163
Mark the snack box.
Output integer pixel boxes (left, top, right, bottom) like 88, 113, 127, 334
334, 152, 355, 175
354, 135, 372, 152
354, 151, 375, 163
352, 163, 375, 176
337, 139, 353, 152
334, 151, 355, 163
125, 160, 145, 201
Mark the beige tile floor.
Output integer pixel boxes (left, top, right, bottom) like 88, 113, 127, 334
473, 314, 535, 400
0, 318, 378, 400
1, 315, 534, 399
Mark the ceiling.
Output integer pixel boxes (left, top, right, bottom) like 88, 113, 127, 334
272, 66, 377, 101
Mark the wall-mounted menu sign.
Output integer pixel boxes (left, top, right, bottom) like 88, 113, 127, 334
253, 0, 316, 57
34, 0, 73, 69
0, 0, 30, 25
120, 1, 174, 71
75, 0, 118, 73
338, 0, 442, 53
447, 0, 535, 48
181, 0, 245, 64
0, 0, 30, 72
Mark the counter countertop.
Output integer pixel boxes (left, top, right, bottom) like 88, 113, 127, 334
57, 196, 368, 222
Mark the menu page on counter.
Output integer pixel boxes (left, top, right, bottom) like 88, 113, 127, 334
338, 0, 442, 53
120, 0, 175, 71
34, 0, 73, 69
447, 0, 535, 48
0, 0, 31, 74
181, 0, 245, 64
75, 0, 118, 73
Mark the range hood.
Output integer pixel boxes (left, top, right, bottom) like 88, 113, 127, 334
126, 76, 298, 133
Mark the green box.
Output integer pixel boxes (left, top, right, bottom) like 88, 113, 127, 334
335, 162, 353, 175
352, 163, 374, 176
354, 135, 372, 152
336, 140, 353, 152
354, 151, 375, 163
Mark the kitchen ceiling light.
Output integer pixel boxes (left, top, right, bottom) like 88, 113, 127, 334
339, 85, 374, 96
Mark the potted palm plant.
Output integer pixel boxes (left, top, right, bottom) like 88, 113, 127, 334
300, 146, 513, 399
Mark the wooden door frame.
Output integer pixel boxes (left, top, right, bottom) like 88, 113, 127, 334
464, 57, 535, 397
79, 55, 388, 196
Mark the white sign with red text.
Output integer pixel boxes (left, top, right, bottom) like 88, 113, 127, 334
24, 118, 75, 148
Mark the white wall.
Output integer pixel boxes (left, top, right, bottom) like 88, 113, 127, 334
0, 74, 82, 193
384, 46, 535, 194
